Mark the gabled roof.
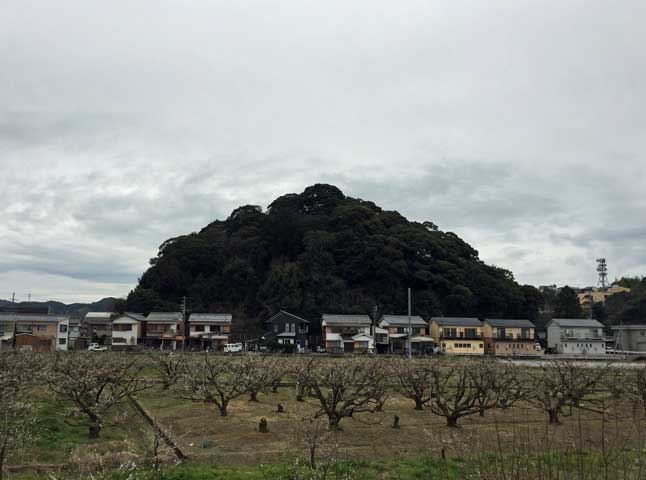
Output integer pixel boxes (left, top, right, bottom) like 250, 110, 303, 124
430, 317, 482, 327
0, 313, 68, 323
267, 310, 310, 324
484, 318, 535, 328
380, 315, 427, 327
189, 313, 232, 324
113, 313, 145, 323
548, 318, 604, 328
322, 314, 371, 326
146, 312, 183, 323
612, 324, 646, 330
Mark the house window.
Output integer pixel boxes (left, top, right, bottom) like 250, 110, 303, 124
194, 325, 205, 332
37, 325, 47, 332
58, 338, 66, 345
443, 328, 457, 338
465, 328, 478, 339
59, 324, 68, 333
479, 344, 483, 348
274, 324, 279, 333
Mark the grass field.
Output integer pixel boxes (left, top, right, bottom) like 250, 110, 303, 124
6, 375, 646, 480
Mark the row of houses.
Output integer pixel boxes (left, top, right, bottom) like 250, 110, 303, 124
0, 311, 232, 352
1, 308, 642, 356
316, 314, 543, 355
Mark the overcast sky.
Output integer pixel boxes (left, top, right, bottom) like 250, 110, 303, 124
1, 1, 645, 303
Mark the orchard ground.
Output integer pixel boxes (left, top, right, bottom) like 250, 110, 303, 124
4, 354, 646, 479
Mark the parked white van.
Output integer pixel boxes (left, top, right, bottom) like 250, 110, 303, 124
224, 343, 243, 353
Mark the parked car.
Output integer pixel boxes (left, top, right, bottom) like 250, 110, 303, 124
316, 346, 327, 353
87, 343, 107, 352
223, 343, 243, 353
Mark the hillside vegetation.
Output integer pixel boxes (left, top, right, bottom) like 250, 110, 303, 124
127, 184, 542, 332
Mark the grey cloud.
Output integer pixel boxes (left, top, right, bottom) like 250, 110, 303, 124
1, 0, 645, 301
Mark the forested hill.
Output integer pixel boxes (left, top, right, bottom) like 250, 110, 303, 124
126, 184, 543, 331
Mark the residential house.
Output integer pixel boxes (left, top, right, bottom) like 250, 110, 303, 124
546, 318, 605, 355
378, 315, 433, 354
144, 312, 185, 350
263, 310, 309, 351
321, 314, 373, 353
83, 312, 114, 345
612, 324, 646, 353
188, 313, 232, 351
111, 313, 146, 349
67, 318, 83, 350
428, 317, 484, 355
0, 313, 69, 352
482, 318, 541, 356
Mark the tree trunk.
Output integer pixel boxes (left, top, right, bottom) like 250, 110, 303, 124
328, 414, 342, 430
0, 440, 6, 480
309, 445, 317, 470
548, 409, 560, 425
249, 390, 259, 402
218, 402, 228, 417
446, 415, 459, 427
88, 419, 102, 439
414, 397, 425, 410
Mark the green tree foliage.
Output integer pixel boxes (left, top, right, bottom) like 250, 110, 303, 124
553, 286, 584, 318
127, 184, 541, 330
605, 277, 646, 325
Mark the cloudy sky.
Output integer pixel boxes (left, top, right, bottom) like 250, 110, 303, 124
1, 1, 645, 303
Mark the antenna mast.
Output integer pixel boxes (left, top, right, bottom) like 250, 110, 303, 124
596, 258, 608, 290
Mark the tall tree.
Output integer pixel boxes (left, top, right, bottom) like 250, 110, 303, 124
554, 286, 584, 318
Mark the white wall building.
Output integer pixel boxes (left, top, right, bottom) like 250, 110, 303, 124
111, 313, 145, 347
546, 318, 605, 355
56, 317, 70, 351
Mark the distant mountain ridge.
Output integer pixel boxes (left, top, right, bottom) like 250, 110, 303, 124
0, 297, 118, 318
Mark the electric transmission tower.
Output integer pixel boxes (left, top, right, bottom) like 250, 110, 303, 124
596, 258, 608, 290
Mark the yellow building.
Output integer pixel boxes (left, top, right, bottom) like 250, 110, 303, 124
577, 286, 630, 306
428, 317, 484, 355
481, 319, 541, 356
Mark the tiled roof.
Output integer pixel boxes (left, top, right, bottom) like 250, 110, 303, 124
189, 313, 232, 324
549, 318, 604, 328
380, 315, 427, 326
322, 314, 371, 326
146, 312, 183, 323
267, 310, 310, 323
484, 318, 535, 328
113, 313, 146, 323
430, 317, 482, 327
0, 313, 68, 323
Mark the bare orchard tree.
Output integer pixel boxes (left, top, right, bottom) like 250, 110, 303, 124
392, 358, 432, 410
177, 354, 249, 416
148, 351, 186, 390
0, 353, 37, 480
427, 359, 511, 427
238, 355, 282, 402
526, 361, 607, 425
46, 352, 152, 438
296, 358, 386, 430
471, 360, 524, 417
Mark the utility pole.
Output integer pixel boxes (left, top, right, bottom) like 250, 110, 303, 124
28, 292, 31, 302
407, 288, 412, 359
180, 296, 187, 353
11, 292, 15, 303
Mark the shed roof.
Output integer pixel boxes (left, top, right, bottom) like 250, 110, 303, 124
430, 317, 482, 327
322, 314, 371, 326
484, 318, 535, 328
380, 315, 427, 327
549, 318, 604, 328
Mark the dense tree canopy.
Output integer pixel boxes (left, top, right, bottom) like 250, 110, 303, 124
127, 184, 542, 333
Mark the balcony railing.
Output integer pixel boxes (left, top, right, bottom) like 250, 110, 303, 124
441, 335, 482, 340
